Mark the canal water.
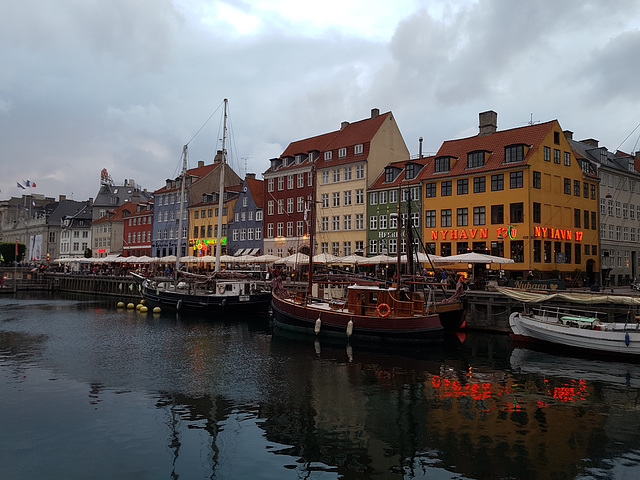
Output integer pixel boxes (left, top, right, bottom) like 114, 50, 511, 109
2, 294, 640, 479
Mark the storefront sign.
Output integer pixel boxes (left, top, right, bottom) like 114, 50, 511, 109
533, 227, 583, 241
430, 228, 488, 240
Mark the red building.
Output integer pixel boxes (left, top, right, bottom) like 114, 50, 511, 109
123, 200, 154, 257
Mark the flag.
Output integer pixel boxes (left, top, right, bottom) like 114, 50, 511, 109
32, 201, 37, 207
24, 180, 36, 188
17, 182, 25, 189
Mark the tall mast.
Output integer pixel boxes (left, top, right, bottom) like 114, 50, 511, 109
306, 156, 317, 298
175, 144, 188, 280
214, 98, 228, 272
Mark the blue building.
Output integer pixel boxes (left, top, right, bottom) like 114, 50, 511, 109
228, 174, 264, 256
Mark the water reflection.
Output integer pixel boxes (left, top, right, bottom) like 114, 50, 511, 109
2, 294, 640, 479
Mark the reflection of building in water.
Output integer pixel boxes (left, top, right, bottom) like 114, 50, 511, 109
422, 365, 605, 479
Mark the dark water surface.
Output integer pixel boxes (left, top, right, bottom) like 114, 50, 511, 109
2, 293, 640, 479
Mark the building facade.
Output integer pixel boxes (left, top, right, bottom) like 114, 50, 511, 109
122, 201, 154, 258
228, 174, 264, 256
422, 111, 600, 283
188, 187, 239, 259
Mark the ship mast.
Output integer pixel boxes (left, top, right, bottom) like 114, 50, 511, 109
175, 144, 188, 281
214, 98, 228, 272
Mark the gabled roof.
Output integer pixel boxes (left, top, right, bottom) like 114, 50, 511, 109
281, 131, 340, 159
92, 202, 137, 224
246, 177, 264, 208
153, 163, 219, 194
430, 120, 556, 177
324, 112, 390, 152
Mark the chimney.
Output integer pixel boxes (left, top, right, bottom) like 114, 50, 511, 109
88, 197, 93, 205
59, 194, 66, 202
418, 137, 423, 158
478, 110, 497, 136
341, 121, 349, 130
214, 150, 224, 163
581, 139, 599, 147
563, 130, 573, 140
246, 173, 256, 180
371, 108, 379, 119
198, 160, 204, 168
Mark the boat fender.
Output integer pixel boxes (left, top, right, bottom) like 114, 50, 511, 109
315, 317, 321, 334
346, 319, 354, 337
222, 298, 227, 308
218, 284, 225, 294
625, 332, 630, 346
377, 303, 390, 318
176, 299, 182, 311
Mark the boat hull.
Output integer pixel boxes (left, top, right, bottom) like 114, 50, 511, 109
271, 292, 444, 344
435, 297, 467, 331
133, 274, 271, 313
509, 312, 640, 356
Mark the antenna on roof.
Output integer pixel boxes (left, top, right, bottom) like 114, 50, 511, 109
524, 113, 540, 126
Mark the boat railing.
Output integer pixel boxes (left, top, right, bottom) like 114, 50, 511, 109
531, 305, 602, 325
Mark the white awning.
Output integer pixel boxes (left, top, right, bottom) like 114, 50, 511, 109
248, 248, 260, 256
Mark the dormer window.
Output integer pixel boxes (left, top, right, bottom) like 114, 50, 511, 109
504, 144, 525, 163
354, 144, 363, 155
385, 168, 395, 183
324, 151, 332, 161
338, 147, 347, 158
467, 151, 485, 168
405, 163, 417, 180
295, 155, 301, 164
434, 156, 451, 173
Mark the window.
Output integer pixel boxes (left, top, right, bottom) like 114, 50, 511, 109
297, 196, 304, 212
379, 215, 387, 230
355, 165, 364, 179
564, 178, 571, 195
256, 210, 263, 221
510, 202, 524, 223
277, 199, 284, 214
343, 215, 351, 230
457, 208, 468, 226
287, 198, 294, 213
583, 182, 589, 198
425, 210, 436, 228
457, 179, 468, 195
441, 209, 452, 227
564, 151, 571, 166
297, 173, 304, 188
278, 176, 284, 190
510, 171, 523, 188
370, 216, 378, 230
324, 151, 332, 161
344, 190, 352, 206
405, 163, 416, 180
425, 183, 436, 197
511, 240, 524, 262
554, 149, 560, 164
491, 205, 504, 224
504, 145, 524, 163
355, 214, 364, 230
344, 166, 352, 181
332, 169, 340, 183
491, 174, 504, 191
267, 201, 274, 215
338, 147, 347, 158
473, 207, 485, 225
533, 171, 541, 189
321, 217, 329, 231
287, 175, 293, 189
321, 193, 329, 208
434, 157, 450, 173
369, 239, 377, 255
378, 191, 387, 204
574, 208, 581, 228
544, 146, 550, 162
473, 177, 485, 193
591, 184, 596, 199
332, 192, 340, 207
533, 202, 541, 223
467, 151, 484, 168
370, 192, 378, 205
385, 168, 395, 183
533, 240, 541, 263
355, 144, 363, 155
321, 171, 329, 184
355, 189, 364, 204
277, 222, 284, 236
441, 181, 452, 196
389, 189, 397, 203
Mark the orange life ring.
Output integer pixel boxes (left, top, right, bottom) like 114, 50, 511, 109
217, 284, 225, 294
376, 303, 390, 317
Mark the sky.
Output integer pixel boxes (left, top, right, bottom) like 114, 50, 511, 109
1, 0, 639, 203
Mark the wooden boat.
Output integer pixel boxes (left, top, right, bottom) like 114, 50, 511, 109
501, 286, 640, 356
271, 277, 444, 344
131, 99, 271, 313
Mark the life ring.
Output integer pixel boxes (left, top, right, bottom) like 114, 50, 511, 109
217, 284, 225, 294
377, 303, 390, 317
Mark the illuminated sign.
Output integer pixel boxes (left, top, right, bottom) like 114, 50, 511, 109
195, 238, 227, 246
497, 225, 517, 240
533, 226, 583, 241
430, 228, 488, 240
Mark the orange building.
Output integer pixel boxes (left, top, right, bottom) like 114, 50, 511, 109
421, 111, 600, 284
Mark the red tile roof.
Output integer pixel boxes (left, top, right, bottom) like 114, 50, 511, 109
246, 177, 265, 208
153, 163, 219, 194
369, 156, 431, 189
428, 120, 557, 177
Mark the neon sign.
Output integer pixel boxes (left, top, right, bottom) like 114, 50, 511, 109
430, 228, 488, 240
497, 225, 517, 239
533, 226, 583, 241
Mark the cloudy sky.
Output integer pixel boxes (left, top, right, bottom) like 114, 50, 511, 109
1, 0, 639, 202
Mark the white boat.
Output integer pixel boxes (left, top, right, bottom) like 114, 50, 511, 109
501, 287, 640, 356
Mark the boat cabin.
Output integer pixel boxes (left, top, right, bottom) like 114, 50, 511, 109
346, 285, 425, 317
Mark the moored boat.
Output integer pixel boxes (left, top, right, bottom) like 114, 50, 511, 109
271, 277, 444, 344
501, 286, 640, 356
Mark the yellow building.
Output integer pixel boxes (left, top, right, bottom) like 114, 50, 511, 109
188, 189, 239, 259
421, 111, 600, 284
315, 108, 409, 256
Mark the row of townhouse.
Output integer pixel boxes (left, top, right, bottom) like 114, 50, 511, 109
3, 108, 640, 286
